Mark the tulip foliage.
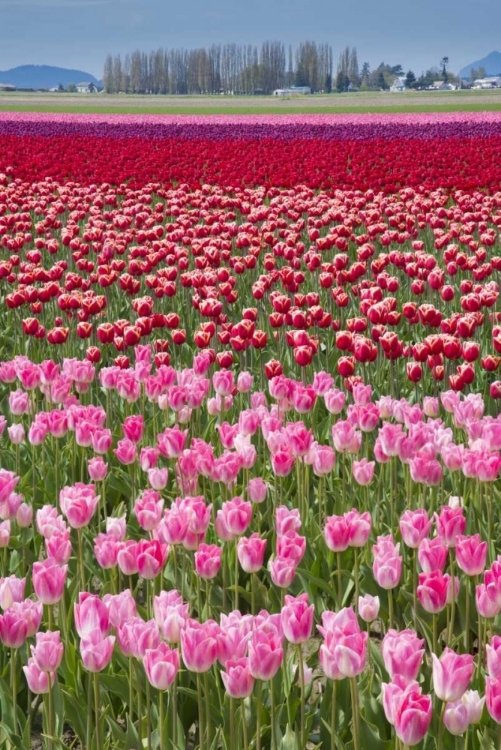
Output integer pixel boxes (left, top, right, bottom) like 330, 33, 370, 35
1, 112, 501, 749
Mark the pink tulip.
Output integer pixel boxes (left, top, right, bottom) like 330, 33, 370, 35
435, 506, 466, 548
114, 438, 137, 465
456, 534, 488, 577
117, 617, 160, 659
352, 458, 375, 485
0, 470, 19, 505
246, 477, 268, 504
157, 426, 188, 459
104, 589, 137, 628
281, 593, 314, 644
461, 690, 485, 724
324, 389, 345, 415
88, 457, 108, 482
16, 502, 33, 528
140, 447, 160, 471
394, 687, 433, 746
249, 628, 284, 681
221, 658, 254, 698
0, 576, 26, 609
32, 559, 67, 605
180, 619, 219, 673
117, 540, 139, 576
269, 556, 297, 588
194, 544, 222, 579
382, 629, 425, 682
134, 490, 164, 531
373, 535, 402, 590
399, 509, 433, 549
147, 467, 168, 491
213, 370, 234, 397
31, 630, 64, 672
432, 648, 474, 702
59, 483, 99, 529
80, 631, 115, 672
476, 581, 501, 619
45, 530, 72, 566
217, 496, 252, 538
106, 515, 126, 540
345, 509, 372, 547
237, 534, 266, 573
358, 594, 380, 623
382, 676, 419, 725
94, 533, 120, 569
332, 420, 362, 454
143, 642, 180, 690
8, 424, 24, 444
487, 636, 501, 677
23, 658, 55, 694
486, 677, 501, 723
153, 590, 188, 643
275, 506, 301, 536
418, 537, 448, 574
74, 593, 110, 639
270, 446, 295, 477
311, 444, 336, 476
17, 599, 42, 637
443, 700, 471, 736
237, 371, 254, 393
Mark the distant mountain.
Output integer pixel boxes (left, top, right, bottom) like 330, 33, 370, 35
0, 65, 101, 90
458, 51, 501, 79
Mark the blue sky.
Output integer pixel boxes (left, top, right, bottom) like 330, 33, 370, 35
1, 0, 500, 78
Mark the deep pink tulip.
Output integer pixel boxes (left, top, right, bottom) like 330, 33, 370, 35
456, 534, 488, 577
195, 543, 222, 579
382, 676, 419, 725
270, 446, 295, 477
345, 509, 372, 547
46, 530, 72, 566
418, 568, 450, 613
114, 438, 137, 465
180, 619, 219, 673
276, 530, 306, 565
157, 426, 188, 459
122, 415, 144, 444
281, 593, 314, 644
136, 539, 168, 579
432, 648, 474, 702
373, 535, 402, 590
32, 559, 67, 605
143, 642, 180, 690
0, 606, 29, 647
221, 658, 254, 698
324, 515, 350, 553
218, 496, 252, 538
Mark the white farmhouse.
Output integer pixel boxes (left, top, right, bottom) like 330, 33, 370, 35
473, 76, 501, 89
76, 81, 97, 93
389, 77, 406, 92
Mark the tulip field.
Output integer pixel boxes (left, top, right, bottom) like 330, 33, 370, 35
2, 110, 501, 750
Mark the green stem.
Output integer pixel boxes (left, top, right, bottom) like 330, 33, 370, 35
129, 658, 134, 723
48, 675, 55, 750
94, 672, 100, 750
230, 697, 235, 750
337, 551, 342, 609
448, 549, 456, 645
331, 681, 336, 750
350, 677, 360, 750
242, 699, 249, 750
388, 588, 394, 631
11, 649, 17, 736
297, 645, 306, 749
204, 671, 211, 749
77, 527, 85, 591
159, 689, 166, 750
465, 577, 470, 654
437, 702, 446, 749
271, 678, 278, 750
146, 679, 152, 750
86, 672, 92, 750
234, 539, 239, 611
256, 681, 262, 750
172, 677, 178, 749
197, 673, 205, 750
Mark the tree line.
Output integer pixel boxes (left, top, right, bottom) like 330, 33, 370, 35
103, 42, 333, 95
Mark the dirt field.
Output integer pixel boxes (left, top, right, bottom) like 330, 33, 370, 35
1, 89, 501, 114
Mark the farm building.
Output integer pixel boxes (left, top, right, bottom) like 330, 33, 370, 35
0, 83, 16, 91
272, 86, 312, 96
473, 76, 501, 89
389, 77, 406, 92
76, 81, 97, 93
